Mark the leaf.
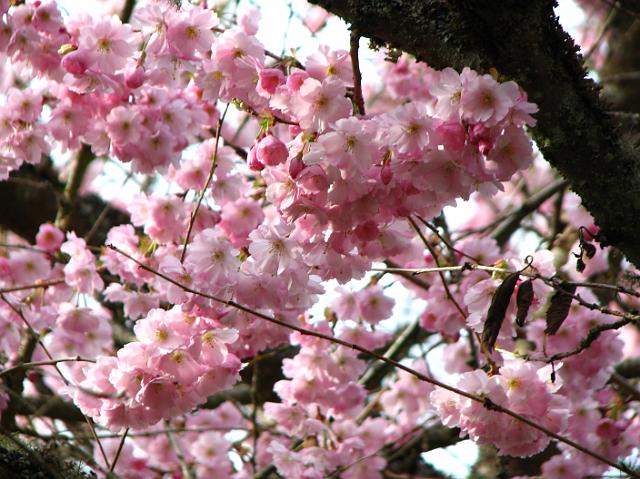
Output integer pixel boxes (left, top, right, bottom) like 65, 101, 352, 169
515, 279, 534, 327
482, 272, 519, 352
545, 283, 577, 335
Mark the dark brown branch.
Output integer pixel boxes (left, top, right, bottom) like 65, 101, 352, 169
0, 331, 38, 430
0, 162, 129, 246
120, 0, 136, 23
492, 179, 570, 246
350, 31, 366, 115
615, 357, 640, 379
56, 145, 95, 232
359, 318, 431, 390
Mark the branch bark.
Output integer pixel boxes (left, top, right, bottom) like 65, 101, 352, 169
0, 162, 129, 245
311, 0, 640, 267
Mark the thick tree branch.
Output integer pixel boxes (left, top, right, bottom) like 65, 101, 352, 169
311, 0, 640, 267
0, 162, 129, 245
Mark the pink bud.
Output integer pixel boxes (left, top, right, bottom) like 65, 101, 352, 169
61, 50, 89, 75
0, 257, 10, 278
289, 155, 305, 179
354, 220, 379, 241
125, 66, 145, 90
256, 135, 288, 167
380, 164, 393, 185
287, 69, 310, 93
258, 68, 285, 96
436, 122, 466, 152
289, 125, 302, 136
248, 145, 265, 171
468, 123, 496, 155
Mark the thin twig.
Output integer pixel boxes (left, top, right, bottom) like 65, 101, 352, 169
583, 5, 616, 62
55, 144, 95, 231
375, 264, 640, 301
408, 217, 467, 320
0, 356, 96, 378
109, 428, 129, 473
418, 216, 481, 263
120, 0, 136, 23
350, 30, 365, 115
0, 278, 65, 294
383, 259, 431, 291
165, 421, 194, 479
491, 179, 570, 246
609, 372, 640, 402
545, 317, 631, 362
180, 103, 229, 263
47, 426, 247, 441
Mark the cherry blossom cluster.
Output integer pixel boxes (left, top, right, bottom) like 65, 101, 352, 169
431, 363, 568, 457
263, 322, 391, 479
0, 1, 638, 478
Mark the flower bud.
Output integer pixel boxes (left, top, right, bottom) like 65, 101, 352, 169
258, 68, 285, 96
248, 144, 265, 171
256, 135, 288, 166
289, 154, 305, 179
125, 66, 145, 90
61, 50, 89, 75
380, 164, 393, 185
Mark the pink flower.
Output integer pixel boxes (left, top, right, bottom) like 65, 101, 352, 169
190, 432, 230, 466
133, 308, 186, 352
184, 228, 239, 289
306, 45, 352, 85
7, 88, 42, 123
78, 16, 136, 73
167, 8, 217, 58
355, 285, 395, 324
218, 198, 265, 245
383, 103, 434, 156
61, 233, 104, 294
290, 78, 351, 132
56, 303, 101, 335
431, 67, 463, 120
303, 6, 328, 33
155, 349, 205, 384
257, 68, 285, 96
248, 223, 299, 275
35, 223, 64, 253
106, 106, 141, 145
238, 6, 260, 35
461, 73, 514, 126
197, 328, 239, 366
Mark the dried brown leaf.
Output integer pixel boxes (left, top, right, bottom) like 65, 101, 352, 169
545, 283, 577, 335
482, 272, 519, 352
515, 279, 534, 327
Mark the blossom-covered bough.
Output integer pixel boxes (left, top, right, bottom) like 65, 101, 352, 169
0, 1, 639, 478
